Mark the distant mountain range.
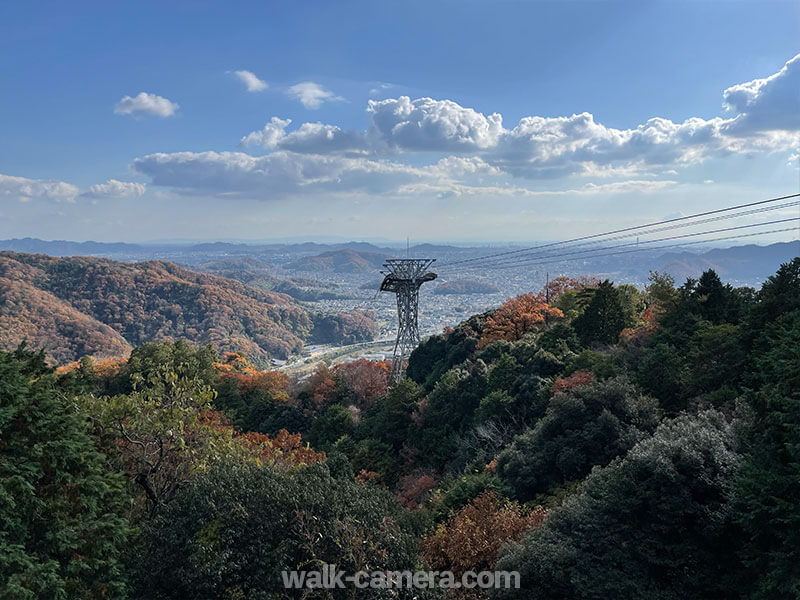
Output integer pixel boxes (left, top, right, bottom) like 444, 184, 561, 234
286, 248, 389, 273
0, 252, 376, 365
656, 241, 800, 284
0, 237, 796, 286
0, 237, 400, 259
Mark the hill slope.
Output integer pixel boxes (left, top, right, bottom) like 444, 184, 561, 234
434, 279, 500, 295
0, 252, 315, 364
286, 248, 389, 273
196, 257, 348, 300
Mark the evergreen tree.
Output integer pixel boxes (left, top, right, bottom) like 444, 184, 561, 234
573, 280, 630, 345
496, 411, 742, 600
0, 345, 130, 599
733, 309, 800, 599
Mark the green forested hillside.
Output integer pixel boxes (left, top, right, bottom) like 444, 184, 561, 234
1, 259, 798, 599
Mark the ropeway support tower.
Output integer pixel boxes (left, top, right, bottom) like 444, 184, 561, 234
380, 258, 437, 382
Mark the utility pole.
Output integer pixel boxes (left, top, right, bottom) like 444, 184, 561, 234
379, 258, 437, 382
545, 271, 550, 303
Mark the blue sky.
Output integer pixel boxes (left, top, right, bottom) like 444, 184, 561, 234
0, 0, 798, 242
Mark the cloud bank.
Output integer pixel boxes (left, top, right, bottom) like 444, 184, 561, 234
135, 53, 800, 200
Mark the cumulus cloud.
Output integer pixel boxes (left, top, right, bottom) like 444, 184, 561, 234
137, 53, 800, 200
241, 54, 799, 178
241, 118, 368, 154
287, 82, 345, 109
723, 53, 800, 133
83, 179, 146, 199
114, 92, 179, 118
0, 173, 80, 203
240, 117, 293, 149
368, 96, 504, 152
234, 70, 268, 92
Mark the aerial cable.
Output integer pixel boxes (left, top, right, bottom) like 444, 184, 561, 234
467, 222, 800, 272
438, 193, 800, 269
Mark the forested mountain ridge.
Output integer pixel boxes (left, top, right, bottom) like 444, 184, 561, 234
1, 258, 798, 599
0, 251, 373, 365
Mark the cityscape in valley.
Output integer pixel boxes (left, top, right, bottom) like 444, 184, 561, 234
1, 1, 799, 599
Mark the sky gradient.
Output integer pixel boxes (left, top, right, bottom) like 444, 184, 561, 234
1, 0, 798, 243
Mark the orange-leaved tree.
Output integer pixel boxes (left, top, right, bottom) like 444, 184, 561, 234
479, 293, 563, 347
420, 491, 546, 597
551, 369, 596, 395
237, 428, 325, 467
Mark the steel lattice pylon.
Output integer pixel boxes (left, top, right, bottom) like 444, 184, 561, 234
379, 258, 437, 382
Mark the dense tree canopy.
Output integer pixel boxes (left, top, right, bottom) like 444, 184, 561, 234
135, 461, 420, 599
3, 259, 799, 599
0, 345, 130, 599
495, 411, 742, 600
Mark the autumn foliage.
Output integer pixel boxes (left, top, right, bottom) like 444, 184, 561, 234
213, 351, 260, 375
479, 293, 563, 347
541, 275, 601, 302
551, 369, 596, 395
237, 429, 325, 467
221, 369, 291, 400
336, 358, 390, 409
307, 363, 337, 406
396, 471, 438, 509
619, 306, 661, 344
420, 492, 546, 596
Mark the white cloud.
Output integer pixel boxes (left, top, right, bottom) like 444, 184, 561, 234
368, 96, 504, 152
132, 151, 427, 198
394, 178, 677, 199
287, 82, 345, 109
114, 92, 179, 118
426, 156, 502, 177
241, 119, 368, 154
137, 53, 800, 202
579, 162, 653, 178
279, 123, 368, 154
369, 82, 394, 96
83, 179, 146, 199
240, 117, 292, 149
263, 55, 799, 175
723, 53, 800, 133
0, 173, 80, 203
234, 70, 268, 92
577, 179, 678, 194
